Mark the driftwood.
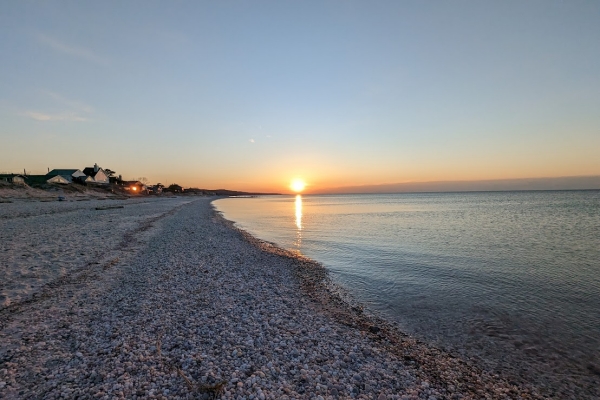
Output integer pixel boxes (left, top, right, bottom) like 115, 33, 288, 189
95, 205, 124, 210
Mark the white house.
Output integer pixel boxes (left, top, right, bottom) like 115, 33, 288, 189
82, 164, 109, 184
0, 174, 26, 185
46, 169, 87, 184
46, 175, 70, 184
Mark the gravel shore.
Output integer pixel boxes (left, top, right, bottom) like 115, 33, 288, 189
0, 196, 192, 307
0, 198, 546, 399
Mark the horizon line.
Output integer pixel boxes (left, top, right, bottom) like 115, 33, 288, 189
302, 175, 600, 195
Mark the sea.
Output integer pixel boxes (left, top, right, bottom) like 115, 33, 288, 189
213, 191, 600, 397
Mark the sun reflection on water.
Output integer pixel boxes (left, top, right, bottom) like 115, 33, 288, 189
294, 194, 302, 248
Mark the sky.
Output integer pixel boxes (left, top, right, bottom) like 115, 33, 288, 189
1, 1, 599, 193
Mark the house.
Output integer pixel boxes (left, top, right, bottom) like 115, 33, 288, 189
123, 181, 148, 194
165, 184, 184, 193
46, 175, 70, 184
109, 175, 124, 185
0, 174, 26, 185
24, 175, 52, 186
149, 183, 164, 194
46, 169, 86, 184
82, 164, 109, 184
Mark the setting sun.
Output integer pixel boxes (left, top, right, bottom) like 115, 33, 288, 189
290, 179, 306, 193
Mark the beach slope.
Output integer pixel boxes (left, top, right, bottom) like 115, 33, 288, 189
0, 198, 544, 399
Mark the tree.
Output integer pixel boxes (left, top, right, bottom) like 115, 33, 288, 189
167, 183, 183, 193
104, 169, 116, 177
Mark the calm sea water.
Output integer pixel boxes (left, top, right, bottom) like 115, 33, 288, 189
214, 191, 600, 397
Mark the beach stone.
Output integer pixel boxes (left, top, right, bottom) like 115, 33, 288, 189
369, 326, 381, 334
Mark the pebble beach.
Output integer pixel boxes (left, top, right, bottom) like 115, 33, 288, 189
0, 197, 548, 399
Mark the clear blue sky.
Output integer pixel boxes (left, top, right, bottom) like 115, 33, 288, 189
1, 1, 599, 192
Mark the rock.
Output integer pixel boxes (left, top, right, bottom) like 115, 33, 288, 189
369, 326, 381, 334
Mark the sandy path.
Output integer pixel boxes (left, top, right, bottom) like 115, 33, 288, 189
0, 197, 192, 307
0, 198, 547, 399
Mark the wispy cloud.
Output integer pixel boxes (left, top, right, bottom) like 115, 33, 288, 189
38, 34, 109, 65
23, 111, 87, 122
249, 138, 255, 143
44, 91, 94, 113
18, 91, 95, 122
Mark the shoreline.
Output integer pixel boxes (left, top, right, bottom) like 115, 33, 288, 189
1, 197, 546, 399
213, 192, 600, 400
212, 202, 546, 399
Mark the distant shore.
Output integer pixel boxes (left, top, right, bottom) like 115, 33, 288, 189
1, 197, 545, 399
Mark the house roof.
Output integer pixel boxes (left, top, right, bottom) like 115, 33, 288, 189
83, 167, 102, 177
47, 169, 80, 177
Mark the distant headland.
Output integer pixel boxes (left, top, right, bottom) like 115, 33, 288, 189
313, 175, 600, 195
